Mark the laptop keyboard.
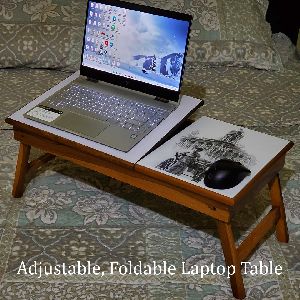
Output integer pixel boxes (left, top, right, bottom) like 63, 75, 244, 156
47, 84, 173, 134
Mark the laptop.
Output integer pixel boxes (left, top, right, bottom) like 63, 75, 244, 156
24, 0, 193, 152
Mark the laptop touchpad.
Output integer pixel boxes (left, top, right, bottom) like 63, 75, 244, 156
54, 112, 108, 137
95, 126, 138, 152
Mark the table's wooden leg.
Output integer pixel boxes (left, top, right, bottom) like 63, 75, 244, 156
12, 142, 31, 198
217, 221, 246, 299
268, 174, 289, 243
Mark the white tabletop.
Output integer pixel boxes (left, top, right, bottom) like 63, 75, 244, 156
138, 116, 290, 198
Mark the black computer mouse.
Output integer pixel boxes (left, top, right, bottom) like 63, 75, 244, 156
204, 159, 251, 190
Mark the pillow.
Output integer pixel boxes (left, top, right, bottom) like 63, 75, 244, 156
190, 0, 283, 70
0, 0, 85, 70
256, 0, 270, 17
0, 0, 282, 71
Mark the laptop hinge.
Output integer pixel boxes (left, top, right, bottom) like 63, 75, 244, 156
87, 77, 98, 83
155, 96, 169, 103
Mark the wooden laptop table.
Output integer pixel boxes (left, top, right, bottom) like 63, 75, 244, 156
5, 116, 293, 299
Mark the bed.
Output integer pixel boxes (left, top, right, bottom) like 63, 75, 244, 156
0, 0, 299, 299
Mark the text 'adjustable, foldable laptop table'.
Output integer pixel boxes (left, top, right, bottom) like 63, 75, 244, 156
6, 80, 293, 299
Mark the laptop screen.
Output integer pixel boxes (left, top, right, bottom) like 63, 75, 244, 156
80, 0, 192, 101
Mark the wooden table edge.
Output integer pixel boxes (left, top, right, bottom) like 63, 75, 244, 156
233, 141, 294, 202
5, 117, 134, 169
135, 164, 234, 206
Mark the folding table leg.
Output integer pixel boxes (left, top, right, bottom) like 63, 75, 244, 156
268, 174, 289, 243
217, 221, 246, 299
12, 142, 31, 198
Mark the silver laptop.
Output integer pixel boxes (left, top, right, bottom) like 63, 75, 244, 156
24, 0, 193, 152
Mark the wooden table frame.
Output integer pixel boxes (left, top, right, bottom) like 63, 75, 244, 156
6, 117, 293, 299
